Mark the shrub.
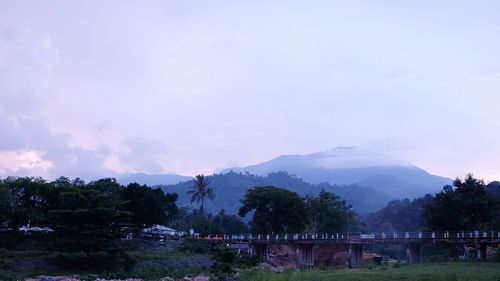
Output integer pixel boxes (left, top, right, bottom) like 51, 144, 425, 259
178, 238, 209, 254
210, 245, 238, 281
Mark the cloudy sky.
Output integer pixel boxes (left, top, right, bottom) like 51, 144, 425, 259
1, 0, 500, 181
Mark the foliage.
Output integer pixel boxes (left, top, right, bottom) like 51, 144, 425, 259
0, 176, 180, 231
0, 176, 181, 271
365, 195, 434, 232
239, 186, 309, 233
1, 176, 50, 227
163, 171, 392, 216
210, 244, 238, 281
305, 190, 354, 233
423, 174, 500, 231
171, 208, 249, 236
188, 174, 215, 214
0, 183, 13, 223
178, 238, 210, 254
123, 182, 178, 226
48, 185, 132, 268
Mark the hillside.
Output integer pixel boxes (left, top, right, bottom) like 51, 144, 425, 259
159, 171, 393, 216
224, 147, 451, 199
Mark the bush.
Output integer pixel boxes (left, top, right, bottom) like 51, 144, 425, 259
0, 233, 20, 249
0, 271, 27, 281
210, 245, 238, 281
178, 238, 209, 254
494, 246, 500, 262
50, 250, 135, 272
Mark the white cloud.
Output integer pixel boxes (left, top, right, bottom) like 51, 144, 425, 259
0, 1, 500, 180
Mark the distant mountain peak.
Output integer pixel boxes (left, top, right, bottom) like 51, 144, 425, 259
311, 146, 412, 169
222, 146, 450, 199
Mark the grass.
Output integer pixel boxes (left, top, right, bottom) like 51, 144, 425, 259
127, 248, 210, 261
0, 247, 212, 280
238, 263, 500, 281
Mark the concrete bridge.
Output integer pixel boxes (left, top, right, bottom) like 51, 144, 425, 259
207, 231, 500, 268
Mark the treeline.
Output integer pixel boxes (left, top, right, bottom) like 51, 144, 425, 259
0, 176, 359, 239
0, 176, 178, 228
365, 174, 500, 233
162, 171, 392, 216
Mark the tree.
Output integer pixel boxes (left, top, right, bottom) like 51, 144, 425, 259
49, 185, 129, 264
306, 190, 354, 233
366, 194, 434, 232
239, 186, 309, 233
89, 178, 123, 198
123, 183, 178, 226
4, 176, 50, 227
188, 174, 215, 214
423, 174, 500, 231
0, 181, 13, 223
210, 244, 238, 281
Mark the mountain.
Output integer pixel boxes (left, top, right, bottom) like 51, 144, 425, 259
159, 171, 393, 216
223, 146, 451, 199
117, 173, 192, 186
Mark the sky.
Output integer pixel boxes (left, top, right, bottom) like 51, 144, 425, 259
0, 0, 500, 181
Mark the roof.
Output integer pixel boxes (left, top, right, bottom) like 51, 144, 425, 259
143, 224, 177, 232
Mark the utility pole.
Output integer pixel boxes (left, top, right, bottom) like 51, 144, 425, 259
209, 214, 214, 238
347, 207, 350, 240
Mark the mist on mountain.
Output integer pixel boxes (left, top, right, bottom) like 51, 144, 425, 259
224, 146, 451, 199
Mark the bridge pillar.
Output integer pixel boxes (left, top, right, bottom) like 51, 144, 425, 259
476, 243, 487, 260
296, 244, 314, 269
406, 243, 422, 264
251, 244, 268, 262
463, 244, 469, 259
349, 244, 364, 268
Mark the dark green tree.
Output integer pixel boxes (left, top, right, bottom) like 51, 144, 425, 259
4, 176, 49, 227
123, 183, 178, 226
188, 174, 215, 214
366, 194, 434, 232
49, 186, 129, 262
89, 178, 123, 198
423, 174, 500, 231
306, 190, 354, 233
0, 181, 13, 223
239, 186, 309, 233
210, 244, 238, 281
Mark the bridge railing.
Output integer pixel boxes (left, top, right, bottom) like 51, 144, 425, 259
214, 230, 500, 242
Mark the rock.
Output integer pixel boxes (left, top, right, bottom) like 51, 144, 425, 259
180, 274, 209, 281
39, 278, 55, 281
95, 279, 141, 281
192, 275, 209, 281
266, 245, 297, 268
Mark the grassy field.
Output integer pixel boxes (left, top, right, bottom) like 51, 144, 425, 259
238, 263, 500, 281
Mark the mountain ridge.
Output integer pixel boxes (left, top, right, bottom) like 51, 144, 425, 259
223, 147, 451, 198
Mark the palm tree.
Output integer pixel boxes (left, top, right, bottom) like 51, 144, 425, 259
188, 174, 215, 214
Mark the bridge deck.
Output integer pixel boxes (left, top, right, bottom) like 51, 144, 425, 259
208, 231, 500, 245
